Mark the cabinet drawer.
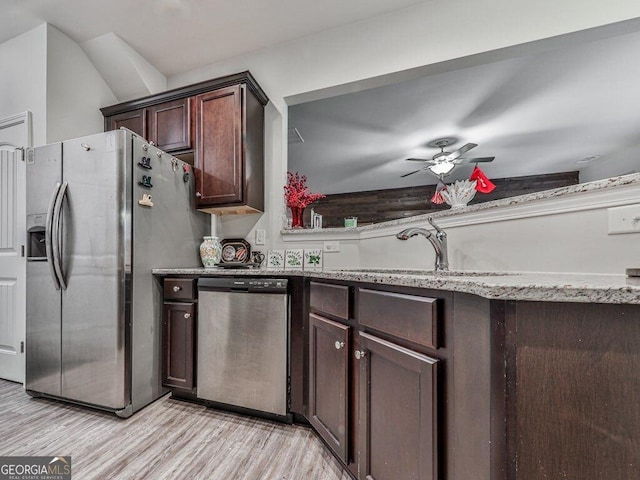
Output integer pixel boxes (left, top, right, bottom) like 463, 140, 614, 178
310, 282, 349, 320
358, 288, 440, 349
164, 278, 196, 300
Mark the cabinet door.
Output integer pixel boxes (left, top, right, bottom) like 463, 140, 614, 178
106, 109, 146, 138
358, 332, 439, 480
194, 85, 243, 207
162, 302, 196, 390
148, 98, 192, 152
309, 313, 351, 463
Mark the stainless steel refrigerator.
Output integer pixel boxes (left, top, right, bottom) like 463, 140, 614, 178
25, 129, 209, 417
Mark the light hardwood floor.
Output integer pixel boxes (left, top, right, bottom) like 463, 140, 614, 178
0, 380, 350, 480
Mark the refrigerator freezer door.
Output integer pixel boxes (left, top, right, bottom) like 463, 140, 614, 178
59, 131, 129, 409
25, 143, 63, 396
25, 262, 62, 396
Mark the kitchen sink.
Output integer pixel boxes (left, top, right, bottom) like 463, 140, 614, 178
335, 268, 515, 277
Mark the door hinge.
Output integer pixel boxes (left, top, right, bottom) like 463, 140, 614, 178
20, 341, 24, 353
21, 245, 25, 257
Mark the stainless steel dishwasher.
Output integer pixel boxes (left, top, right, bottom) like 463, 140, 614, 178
197, 277, 290, 421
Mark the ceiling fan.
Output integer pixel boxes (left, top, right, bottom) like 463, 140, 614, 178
401, 137, 495, 178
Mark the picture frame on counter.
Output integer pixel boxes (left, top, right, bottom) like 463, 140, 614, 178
266, 250, 285, 269
285, 249, 304, 270
303, 249, 323, 270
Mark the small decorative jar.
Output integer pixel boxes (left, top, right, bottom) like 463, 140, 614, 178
344, 217, 358, 228
200, 236, 222, 267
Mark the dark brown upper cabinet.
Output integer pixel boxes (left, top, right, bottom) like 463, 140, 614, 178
194, 82, 265, 215
101, 72, 268, 213
104, 102, 190, 154
147, 97, 193, 152
105, 109, 146, 138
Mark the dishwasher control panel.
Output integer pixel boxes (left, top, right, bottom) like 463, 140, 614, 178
199, 277, 288, 293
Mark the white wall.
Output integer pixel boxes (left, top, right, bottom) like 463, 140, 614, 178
167, 1, 640, 274
0, 24, 116, 147
0, 25, 47, 146
358, 206, 639, 274
46, 25, 117, 143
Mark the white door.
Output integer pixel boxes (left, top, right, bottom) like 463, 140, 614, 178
0, 112, 31, 383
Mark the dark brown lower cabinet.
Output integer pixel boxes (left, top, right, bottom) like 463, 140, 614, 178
162, 301, 196, 390
308, 313, 351, 463
358, 332, 439, 480
508, 301, 640, 480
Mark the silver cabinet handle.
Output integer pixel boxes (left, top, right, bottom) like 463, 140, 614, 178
184, 313, 191, 319
354, 350, 366, 360
45, 183, 62, 291
195, 192, 202, 197
80, 143, 91, 151
173, 286, 182, 292
335, 341, 345, 350
52, 181, 68, 290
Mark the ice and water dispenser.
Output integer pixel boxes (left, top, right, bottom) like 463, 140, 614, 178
27, 213, 47, 260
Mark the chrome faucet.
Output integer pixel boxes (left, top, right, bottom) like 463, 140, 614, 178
396, 217, 449, 271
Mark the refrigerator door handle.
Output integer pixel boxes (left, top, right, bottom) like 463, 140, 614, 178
52, 181, 68, 290
45, 182, 62, 290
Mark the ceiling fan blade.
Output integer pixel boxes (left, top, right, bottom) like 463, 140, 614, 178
401, 166, 430, 177
405, 157, 431, 162
447, 143, 477, 161
455, 156, 495, 164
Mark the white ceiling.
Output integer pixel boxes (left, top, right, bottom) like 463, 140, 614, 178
0, 0, 427, 76
289, 22, 640, 193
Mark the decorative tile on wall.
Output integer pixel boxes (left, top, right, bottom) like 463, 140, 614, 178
304, 249, 323, 271
285, 249, 304, 270
266, 250, 285, 269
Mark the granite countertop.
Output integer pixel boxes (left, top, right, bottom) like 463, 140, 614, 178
152, 267, 640, 304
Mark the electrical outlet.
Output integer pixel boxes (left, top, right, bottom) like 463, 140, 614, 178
323, 241, 340, 253
255, 229, 266, 245
608, 205, 640, 234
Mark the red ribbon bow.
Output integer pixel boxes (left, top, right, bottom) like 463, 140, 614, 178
470, 166, 496, 193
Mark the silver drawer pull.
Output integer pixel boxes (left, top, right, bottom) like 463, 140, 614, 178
354, 350, 366, 360
184, 313, 191, 319
334, 341, 345, 350
173, 286, 182, 292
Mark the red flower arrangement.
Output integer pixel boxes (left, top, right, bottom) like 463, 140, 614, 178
284, 171, 325, 208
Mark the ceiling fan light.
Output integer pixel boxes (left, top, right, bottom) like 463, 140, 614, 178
429, 161, 456, 175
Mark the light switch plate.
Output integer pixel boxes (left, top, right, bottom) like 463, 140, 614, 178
608, 204, 640, 234
255, 229, 266, 245
323, 241, 340, 253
